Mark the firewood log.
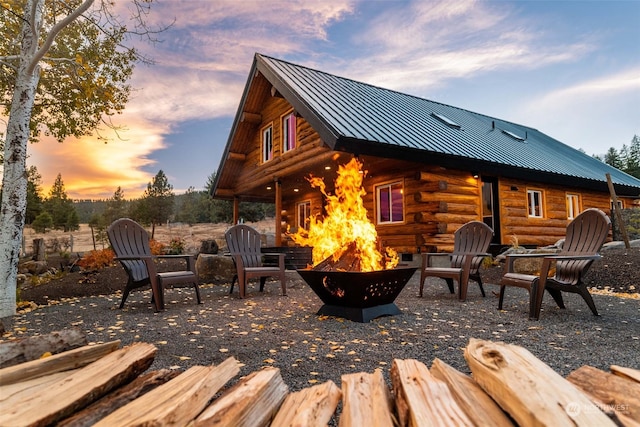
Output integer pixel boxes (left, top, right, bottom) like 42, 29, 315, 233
57, 369, 180, 427
271, 380, 341, 427
340, 369, 394, 427
465, 338, 615, 426
391, 359, 473, 427
194, 366, 288, 427
430, 358, 514, 426
567, 365, 640, 423
0, 327, 87, 368
0, 342, 156, 427
611, 365, 640, 384
0, 340, 121, 386
0, 370, 78, 405
94, 357, 240, 427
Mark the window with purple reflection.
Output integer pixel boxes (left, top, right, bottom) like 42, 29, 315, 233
282, 113, 297, 152
376, 181, 404, 224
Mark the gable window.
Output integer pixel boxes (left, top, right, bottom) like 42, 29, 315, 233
376, 181, 404, 224
297, 200, 311, 231
262, 125, 273, 163
566, 193, 581, 219
527, 189, 544, 218
282, 112, 297, 153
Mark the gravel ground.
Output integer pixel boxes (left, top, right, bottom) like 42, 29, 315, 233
3, 259, 639, 394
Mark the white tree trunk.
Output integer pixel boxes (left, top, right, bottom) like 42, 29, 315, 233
0, 0, 43, 317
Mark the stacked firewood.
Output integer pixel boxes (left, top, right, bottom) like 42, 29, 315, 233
1, 329, 638, 426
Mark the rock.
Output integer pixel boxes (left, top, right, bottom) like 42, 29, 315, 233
19, 260, 49, 275
196, 254, 236, 284
199, 239, 219, 255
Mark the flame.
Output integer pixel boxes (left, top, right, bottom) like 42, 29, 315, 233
290, 157, 399, 271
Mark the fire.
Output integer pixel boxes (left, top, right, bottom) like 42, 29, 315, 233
290, 157, 399, 272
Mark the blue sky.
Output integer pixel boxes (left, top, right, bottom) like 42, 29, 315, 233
26, 0, 640, 199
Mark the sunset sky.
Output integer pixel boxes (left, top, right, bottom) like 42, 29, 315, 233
16, 0, 640, 200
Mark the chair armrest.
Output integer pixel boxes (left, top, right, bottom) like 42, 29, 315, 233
114, 255, 154, 261
156, 254, 194, 260
539, 254, 601, 261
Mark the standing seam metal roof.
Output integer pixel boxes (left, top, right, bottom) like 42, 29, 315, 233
257, 54, 640, 194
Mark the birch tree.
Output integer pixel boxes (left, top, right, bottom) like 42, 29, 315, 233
0, 0, 163, 317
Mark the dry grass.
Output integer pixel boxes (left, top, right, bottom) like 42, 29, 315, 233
21, 220, 276, 254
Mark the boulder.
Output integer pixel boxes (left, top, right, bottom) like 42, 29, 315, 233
19, 260, 49, 275
199, 239, 219, 255
196, 254, 236, 284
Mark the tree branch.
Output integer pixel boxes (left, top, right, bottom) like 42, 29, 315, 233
28, 0, 95, 74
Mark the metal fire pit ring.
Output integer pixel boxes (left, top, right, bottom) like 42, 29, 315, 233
297, 267, 417, 323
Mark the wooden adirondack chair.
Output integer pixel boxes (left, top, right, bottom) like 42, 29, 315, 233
225, 224, 287, 299
498, 208, 611, 320
419, 221, 494, 301
107, 218, 201, 311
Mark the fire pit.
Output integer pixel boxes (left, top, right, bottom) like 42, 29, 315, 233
289, 157, 414, 322
297, 266, 417, 322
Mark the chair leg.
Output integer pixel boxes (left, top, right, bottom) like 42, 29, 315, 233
476, 277, 486, 297
280, 272, 287, 296
459, 279, 468, 301
530, 279, 543, 320
193, 282, 202, 304
578, 287, 600, 316
546, 288, 566, 309
151, 275, 164, 312
229, 275, 237, 295
259, 277, 267, 292
119, 288, 131, 309
419, 276, 425, 297
498, 285, 506, 310
445, 278, 455, 294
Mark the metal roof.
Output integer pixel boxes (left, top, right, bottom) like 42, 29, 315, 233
255, 54, 640, 196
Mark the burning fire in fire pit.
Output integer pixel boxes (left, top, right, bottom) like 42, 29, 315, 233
290, 157, 416, 322
290, 157, 399, 272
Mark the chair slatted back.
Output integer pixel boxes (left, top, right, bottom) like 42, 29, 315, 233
556, 209, 611, 284
225, 225, 264, 268
450, 221, 493, 271
107, 218, 152, 282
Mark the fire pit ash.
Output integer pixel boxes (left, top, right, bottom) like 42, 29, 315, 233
289, 158, 417, 322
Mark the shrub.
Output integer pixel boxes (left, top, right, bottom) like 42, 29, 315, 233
166, 237, 186, 255
149, 239, 165, 255
77, 249, 115, 270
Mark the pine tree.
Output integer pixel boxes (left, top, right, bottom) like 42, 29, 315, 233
25, 166, 44, 224
44, 174, 77, 231
140, 170, 174, 238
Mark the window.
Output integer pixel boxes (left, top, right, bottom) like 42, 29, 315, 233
566, 194, 581, 219
297, 201, 311, 231
611, 199, 624, 210
376, 181, 404, 224
527, 189, 543, 218
282, 112, 297, 152
262, 125, 273, 162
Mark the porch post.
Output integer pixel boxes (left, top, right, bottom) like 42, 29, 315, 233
275, 179, 282, 246
233, 196, 240, 224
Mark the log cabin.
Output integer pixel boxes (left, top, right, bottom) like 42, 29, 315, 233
211, 53, 640, 258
